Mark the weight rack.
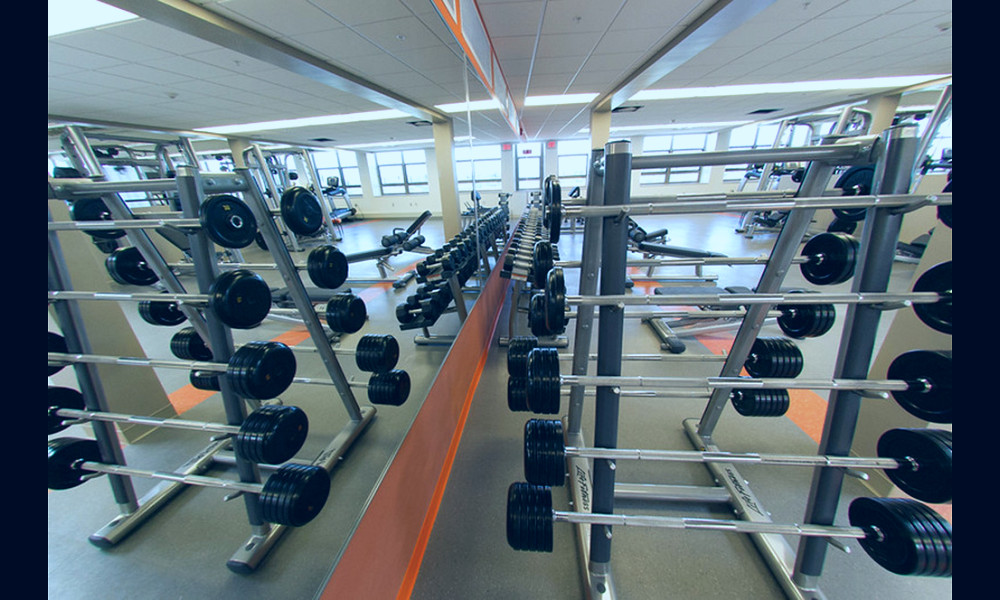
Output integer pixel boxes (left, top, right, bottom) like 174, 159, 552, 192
47, 125, 379, 572
542, 115, 950, 598
400, 205, 509, 346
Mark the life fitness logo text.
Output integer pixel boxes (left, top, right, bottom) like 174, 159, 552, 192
725, 466, 764, 517
575, 465, 591, 512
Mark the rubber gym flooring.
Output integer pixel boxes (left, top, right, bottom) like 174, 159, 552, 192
47, 211, 952, 599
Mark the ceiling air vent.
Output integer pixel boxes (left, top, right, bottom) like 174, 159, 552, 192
310, 137, 335, 142
611, 105, 643, 113
407, 120, 433, 127
748, 108, 781, 115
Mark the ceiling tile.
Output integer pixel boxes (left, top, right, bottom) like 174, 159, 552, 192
478, 1, 544, 38
306, 0, 416, 26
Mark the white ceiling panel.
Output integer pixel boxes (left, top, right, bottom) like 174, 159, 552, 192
48, 0, 950, 151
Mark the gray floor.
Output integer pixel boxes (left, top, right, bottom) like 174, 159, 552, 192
48, 212, 952, 599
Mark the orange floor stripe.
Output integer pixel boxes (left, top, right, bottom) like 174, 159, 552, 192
168, 386, 218, 415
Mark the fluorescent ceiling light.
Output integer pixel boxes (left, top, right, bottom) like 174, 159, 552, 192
436, 99, 502, 113
198, 109, 409, 135
630, 75, 951, 102
339, 136, 474, 150
49, 0, 138, 36
524, 93, 598, 107
578, 120, 752, 135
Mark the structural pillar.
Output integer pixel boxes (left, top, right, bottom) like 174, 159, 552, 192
433, 117, 461, 238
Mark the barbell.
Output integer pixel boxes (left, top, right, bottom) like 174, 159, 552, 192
168, 328, 399, 373
48, 334, 411, 406
55, 194, 259, 249
521, 418, 951, 504
521, 346, 952, 423
534, 261, 951, 337
47, 387, 307, 465
506, 482, 951, 577
48, 437, 329, 527
166, 245, 350, 290
49, 269, 272, 329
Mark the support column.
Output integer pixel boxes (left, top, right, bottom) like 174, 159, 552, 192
433, 118, 461, 238
590, 108, 611, 152
865, 93, 902, 136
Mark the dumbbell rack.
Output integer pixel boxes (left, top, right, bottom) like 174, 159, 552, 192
48, 126, 376, 572
553, 124, 943, 598
401, 206, 508, 345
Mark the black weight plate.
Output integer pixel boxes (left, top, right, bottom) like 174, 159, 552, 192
911, 262, 952, 335
199, 195, 258, 249
280, 186, 324, 236
254, 231, 268, 251
877, 428, 952, 504
506, 482, 553, 552
209, 269, 272, 329
48, 332, 69, 376
325, 293, 367, 334
189, 370, 221, 391
524, 419, 565, 486
48, 437, 102, 490
880, 498, 933, 577
355, 334, 399, 373
529, 294, 552, 337
826, 217, 857, 235
544, 268, 567, 335
138, 299, 187, 326
906, 501, 952, 577
532, 241, 554, 289
508, 377, 529, 412
508, 336, 540, 377
835, 165, 875, 198
306, 246, 349, 289
367, 369, 411, 406
888, 350, 952, 423
800, 233, 858, 286
170, 327, 213, 361
48, 387, 87, 434
548, 202, 562, 244
730, 388, 790, 417
226, 341, 296, 400
937, 180, 952, 228
849, 497, 920, 576
260, 464, 330, 527
236, 405, 309, 465
69, 197, 125, 239
526, 348, 561, 415
105, 247, 159, 286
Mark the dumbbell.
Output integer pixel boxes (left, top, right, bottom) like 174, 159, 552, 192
521, 418, 951, 504
521, 346, 952, 423
170, 328, 399, 373
396, 284, 454, 324
48, 437, 329, 527
55, 194, 259, 249
49, 269, 272, 329
49, 333, 411, 406
534, 262, 951, 337
506, 482, 951, 577
47, 387, 308, 464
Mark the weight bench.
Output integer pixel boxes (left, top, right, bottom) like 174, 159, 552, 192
645, 285, 755, 353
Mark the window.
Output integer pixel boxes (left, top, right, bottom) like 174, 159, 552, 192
516, 142, 542, 190
919, 116, 952, 168
313, 149, 362, 195
639, 133, 715, 185
723, 123, 796, 182
198, 154, 235, 173
556, 139, 591, 190
455, 144, 502, 193
374, 149, 428, 195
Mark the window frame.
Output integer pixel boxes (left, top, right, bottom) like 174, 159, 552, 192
374, 149, 429, 195
638, 133, 714, 185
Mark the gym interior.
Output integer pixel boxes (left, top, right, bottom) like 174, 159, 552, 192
47, 1, 953, 599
